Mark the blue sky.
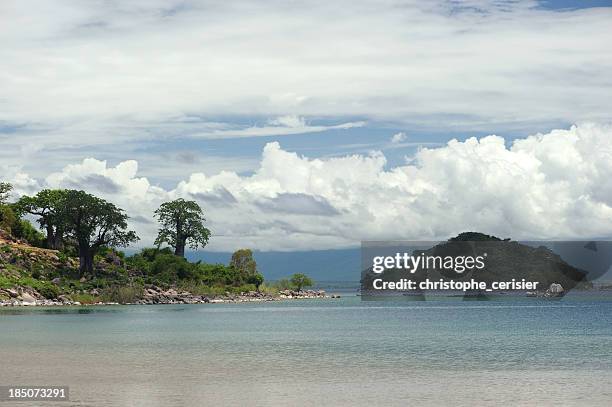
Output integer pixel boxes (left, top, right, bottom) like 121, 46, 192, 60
1, 0, 612, 253
540, 0, 612, 9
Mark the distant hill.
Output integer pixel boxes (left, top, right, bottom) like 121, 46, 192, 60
420, 238, 588, 290
361, 233, 598, 293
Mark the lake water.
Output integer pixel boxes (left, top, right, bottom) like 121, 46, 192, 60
1, 293, 612, 406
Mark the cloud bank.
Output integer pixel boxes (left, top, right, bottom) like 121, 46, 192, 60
1, 0, 612, 148
4, 123, 612, 251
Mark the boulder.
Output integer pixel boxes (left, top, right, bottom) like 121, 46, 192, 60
105, 252, 123, 266
6, 288, 18, 298
57, 295, 71, 304
545, 283, 565, 298
19, 292, 37, 303
164, 288, 178, 297
549, 283, 564, 293
144, 288, 158, 297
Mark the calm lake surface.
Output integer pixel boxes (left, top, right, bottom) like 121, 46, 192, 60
1, 293, 612, 406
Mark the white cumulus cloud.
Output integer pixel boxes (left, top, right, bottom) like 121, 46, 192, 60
3, 123, 612, 251
391, 132, 407, 143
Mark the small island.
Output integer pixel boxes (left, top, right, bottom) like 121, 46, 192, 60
0, 183, 325, 306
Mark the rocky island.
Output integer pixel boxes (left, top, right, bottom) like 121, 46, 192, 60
361, 232, 597, 298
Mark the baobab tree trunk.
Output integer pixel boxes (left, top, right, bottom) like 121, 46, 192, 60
174, 239, 186, 257
45, 225, 63, 250
45, 225, 55, 249
52, 234, 63, 251
78, 244, 94, 275
174, 220, 186, 257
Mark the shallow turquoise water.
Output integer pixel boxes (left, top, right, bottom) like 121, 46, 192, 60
1, 294, 612, 406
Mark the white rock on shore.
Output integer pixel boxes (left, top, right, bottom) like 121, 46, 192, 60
1, 287, 339, 307
18, 292, 37, 303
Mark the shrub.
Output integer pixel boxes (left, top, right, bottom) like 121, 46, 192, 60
274, 278, 293, 290
27, 279, 60, 299
247, 273, 264, 290
150, 253, 195, 282
124, 247, 264, 292
57, 251, 70, 263
70, 293, 98, 304
176, 282, 225, 296
126, 248, 193, 283
259, 283, 279, 295
38, 284, 60, 299
0, 275, 13, 289
60, 244, 78, 258
101, 285, 143, 304
0, 205, 17, 234
233, 283, 257, 293
197, 263, 240, 286
290, 273, 313, 291
139, 247, 173, 262
12, 219, 45, 247
272, 275, 314, 291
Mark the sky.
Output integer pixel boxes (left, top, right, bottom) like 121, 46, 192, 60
1, 0, 612, 252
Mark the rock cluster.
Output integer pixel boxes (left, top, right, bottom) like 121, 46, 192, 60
0, 287, 84, 306
135, 286, 215, 304
0, 284, 336, 306
278, 289, 328, 299
525, 283, 565, 298
544, 283, 565, 298
132, 286, 331, 305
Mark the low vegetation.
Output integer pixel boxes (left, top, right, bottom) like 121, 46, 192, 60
0, 182, 315, 304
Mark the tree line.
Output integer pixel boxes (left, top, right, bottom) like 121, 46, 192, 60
1, 181, 313, 292
1, 182, 210, 274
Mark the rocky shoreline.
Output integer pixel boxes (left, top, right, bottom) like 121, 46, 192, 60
0, 286, 339, 307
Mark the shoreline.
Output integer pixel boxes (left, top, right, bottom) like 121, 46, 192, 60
0, 288, 340, 307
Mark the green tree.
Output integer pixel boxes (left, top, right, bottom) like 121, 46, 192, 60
0, 205, 17, 234
154, 199, 211, 257
16, 189, 68, 249
229, 248, 258, 284
0, 182, 15, 233
247, 273, 264, 290
290, 273, 313, 291
61, 190, 139, 275
0, 182, 12, 205
12, 219, 45, 247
